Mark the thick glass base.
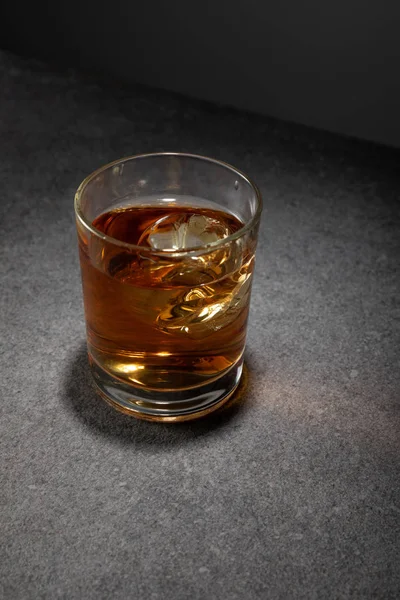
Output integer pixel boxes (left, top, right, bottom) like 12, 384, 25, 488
89, 356, 244, 422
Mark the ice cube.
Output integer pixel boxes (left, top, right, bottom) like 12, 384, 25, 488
136, 212, 244, 287
139, 213, 230, 251
156, 267, 253, 339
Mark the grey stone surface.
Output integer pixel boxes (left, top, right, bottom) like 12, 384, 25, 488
1, 50, 399, 599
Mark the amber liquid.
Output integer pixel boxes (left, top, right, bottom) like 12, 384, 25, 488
78, 204, 255, 391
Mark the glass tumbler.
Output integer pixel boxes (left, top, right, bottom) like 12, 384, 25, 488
75, 153, 262, 421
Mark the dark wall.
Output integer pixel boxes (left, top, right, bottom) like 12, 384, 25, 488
2, 1, 400, 146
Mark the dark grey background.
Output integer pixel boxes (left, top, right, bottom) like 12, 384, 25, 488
1, 49, 400, 599
1, 0, 400, 147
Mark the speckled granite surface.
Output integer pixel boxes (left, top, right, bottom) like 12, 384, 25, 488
1, 50, 399, 599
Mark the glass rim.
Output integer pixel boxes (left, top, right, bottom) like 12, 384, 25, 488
74, 152, 263, 256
